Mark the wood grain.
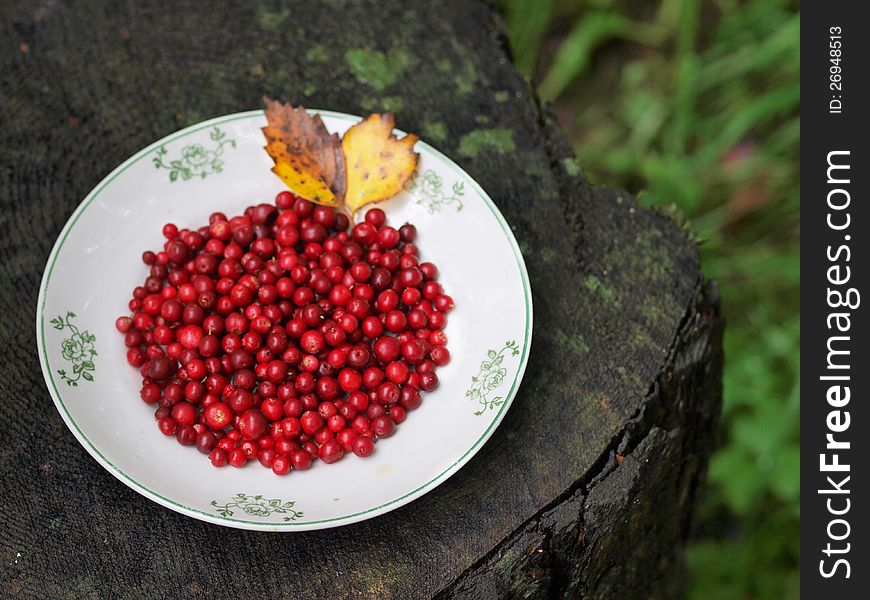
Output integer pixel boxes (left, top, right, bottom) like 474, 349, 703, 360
0, 1, 722, 597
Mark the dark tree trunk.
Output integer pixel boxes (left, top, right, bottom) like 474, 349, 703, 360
0, 1, 723, 598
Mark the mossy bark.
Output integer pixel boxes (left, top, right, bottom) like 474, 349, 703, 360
0, 1, 722, 598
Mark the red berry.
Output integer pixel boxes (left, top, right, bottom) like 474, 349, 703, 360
300, 410, 324, 434
419, 371, 439, 392
318, 439, 344, 463
398, 223, 416, 242
177, 324, 204, 349
158, 416, 177, 436
431, 345, 451, 366
385, 361, 409, 384
115, 316, 133, 333
203, 401, 232, 430
373, 336, 401, 363
209, 448, 228, 467
261, 397, 284, 421
171, 402, 197, 427
353, 435, 375, 457
434, 294, 454, 312
290, 449, 312, 470
401, 339, 427, 364
338, 368, 362, 392
371, 416, 396, 438
228, 448, 247, 467
272, 455, 290, 475
196, 431, 218, 454
365, 208, 386, 227
176, 425, 197, 446
238, 408, 268, 440
120, 198, 453, 474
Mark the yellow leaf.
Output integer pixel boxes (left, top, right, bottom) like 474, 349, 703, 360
261, 97, 345, 205
266, 139, 338, 207
341, 113, 419, 213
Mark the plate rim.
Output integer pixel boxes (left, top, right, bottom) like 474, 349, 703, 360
36, 109, 533, 531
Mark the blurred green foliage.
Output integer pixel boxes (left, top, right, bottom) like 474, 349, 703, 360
496, 0, 800, 598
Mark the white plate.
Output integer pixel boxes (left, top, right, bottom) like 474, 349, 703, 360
36, 110, 532, 531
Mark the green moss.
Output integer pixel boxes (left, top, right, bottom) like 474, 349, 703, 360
360, 95, 405, 113
642, 302, 666, 323
495, 90, 511, 103
258, 8, 288, 31
345, 48, 415, 91
562, 157, 582, 177
540, 247, 555, 263
456, 78, 475, 95
457, 129, 516, 158
422, 121, 448, 143
453, 41, 479, 95
601, 228, 676, 284
579, 392, 623, 430
305, 45, 329, 63
554, 328, 589, 355
631, 325, 654, 349
584, 275, 618, 304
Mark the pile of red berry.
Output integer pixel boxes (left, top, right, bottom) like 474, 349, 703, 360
115, 191, 453, 475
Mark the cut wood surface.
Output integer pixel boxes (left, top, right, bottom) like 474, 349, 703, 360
0, 1, 723, 598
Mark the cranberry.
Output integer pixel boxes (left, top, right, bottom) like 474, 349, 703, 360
238, 408, 268, 439
171, 402, 197, 427
401, 339, 427, 364
204, 401, 232, 430
115, 316, 133, 333
371, 415, 396, 438
373, 336, 401, 363
318, 439, 344, 463
377, 382, 400, 405
228, 448, 247, 467
147, 355, 175, 380
272, 455, 290, 475
177, 325, 204, 349
354, 221, 379, 245
260, 397, 283, 422
353, 436, 375, 457
209, 448, 228, 467
365, 208, 386, 228
140, 383, 161, 404
434, 294, 455, 312
362, 366, 385, 390
119, 196, 453, 473
176, 425, 197, 446
290, 449, 312, 470
400, 386, 422, 410
300, 411, 324, 434
398, 223, 416, 242
196, 431, 218, 454
419, 371, 439, 392
158, 416, 178, 436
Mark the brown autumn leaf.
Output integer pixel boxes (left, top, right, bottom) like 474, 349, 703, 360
262, 97, 346, 206
341, 113, 419, 214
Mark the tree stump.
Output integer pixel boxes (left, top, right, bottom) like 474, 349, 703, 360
0, 1, 723, 598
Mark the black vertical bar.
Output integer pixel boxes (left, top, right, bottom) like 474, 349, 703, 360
802, 4, 867, 597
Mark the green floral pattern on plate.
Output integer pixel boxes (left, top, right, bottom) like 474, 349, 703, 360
152, 126, 236, 182
50, 311, 96, 386
211, 494, 303, 521
406, 169, 465, 213
466, 340, 520, 415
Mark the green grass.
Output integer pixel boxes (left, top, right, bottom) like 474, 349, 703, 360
497, 1, 800, 598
